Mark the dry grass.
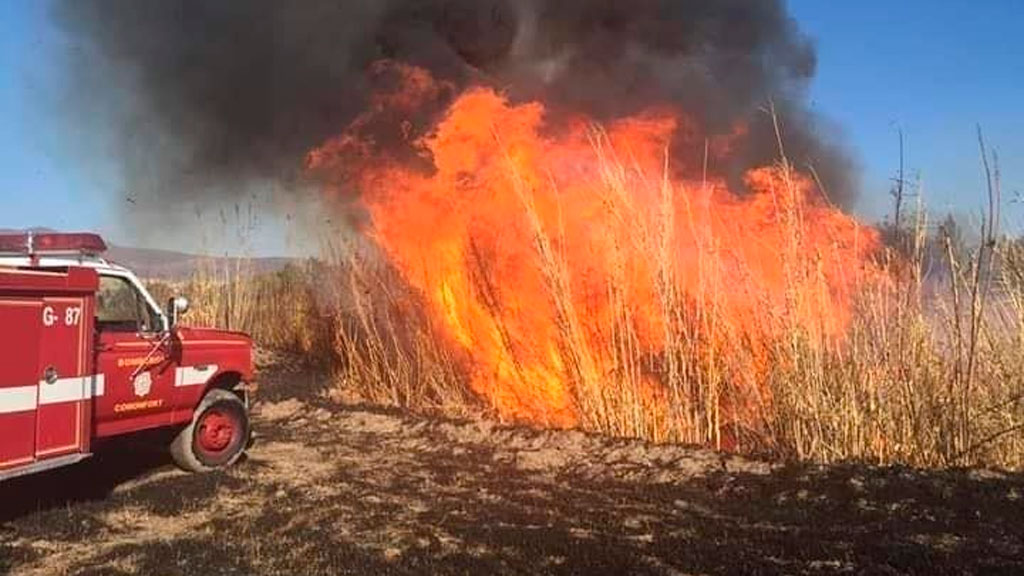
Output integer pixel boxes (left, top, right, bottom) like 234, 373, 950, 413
170, 130, 1023, 472
150, 259, 333, 360
153, 245, 475, 414
320, 238, 477, 414
499, 125, 1023, 470
761, 133, 1024, 470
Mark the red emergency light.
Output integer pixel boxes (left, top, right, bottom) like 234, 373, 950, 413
0, 232, 108, 256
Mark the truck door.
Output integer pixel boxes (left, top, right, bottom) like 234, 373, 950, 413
0, 298, 42, 469
92, 274, 176, 436
35, 296, 94, 458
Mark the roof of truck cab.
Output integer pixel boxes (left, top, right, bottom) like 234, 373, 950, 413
0, 255, 132, 275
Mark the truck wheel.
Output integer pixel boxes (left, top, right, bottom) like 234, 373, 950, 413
170, 389, 250, 473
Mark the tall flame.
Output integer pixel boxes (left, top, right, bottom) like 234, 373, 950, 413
309, 63, 881, 436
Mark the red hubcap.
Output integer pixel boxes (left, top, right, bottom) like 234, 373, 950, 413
197, 409, 236, 453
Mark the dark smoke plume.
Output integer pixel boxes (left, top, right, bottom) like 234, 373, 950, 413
55, 0, 857, 224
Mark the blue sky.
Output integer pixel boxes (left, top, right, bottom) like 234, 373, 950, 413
789, 0, 1023, 224
0, 1, 1021, 252
0, 1, 114, 234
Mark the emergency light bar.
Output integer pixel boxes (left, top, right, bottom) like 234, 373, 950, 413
0, 232, 108, 256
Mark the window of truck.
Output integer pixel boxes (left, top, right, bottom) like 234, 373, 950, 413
96, 275, 161, 333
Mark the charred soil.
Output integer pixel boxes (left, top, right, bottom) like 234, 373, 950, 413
1, 356, 1022, 575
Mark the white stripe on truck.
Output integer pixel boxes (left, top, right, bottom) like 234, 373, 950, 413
38, 375, 106, 405
0, 386, 39, 414
174, 365, 218, 388
0, 375, 105, 415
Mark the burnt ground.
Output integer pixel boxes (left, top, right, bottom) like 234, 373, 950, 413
1, 358, 1022, 575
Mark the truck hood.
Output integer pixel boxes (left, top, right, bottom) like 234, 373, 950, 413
175, 326, 253, 347
173, 326, 255, 384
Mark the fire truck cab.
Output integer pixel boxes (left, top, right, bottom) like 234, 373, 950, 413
0, 232, 253, 481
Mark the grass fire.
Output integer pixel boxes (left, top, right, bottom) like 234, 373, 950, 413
2, 1, 1022, 574
308, 62, 882, 446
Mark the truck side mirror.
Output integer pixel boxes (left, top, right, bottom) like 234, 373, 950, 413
167, 296, 190, 329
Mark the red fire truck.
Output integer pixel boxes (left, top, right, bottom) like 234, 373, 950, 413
0, 232, 253, 481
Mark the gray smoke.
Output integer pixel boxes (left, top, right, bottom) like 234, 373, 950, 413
54, 0, 857, 227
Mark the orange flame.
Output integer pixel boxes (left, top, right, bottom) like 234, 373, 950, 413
309, 63, 881, 433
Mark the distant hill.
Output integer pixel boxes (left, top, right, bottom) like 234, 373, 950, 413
105, 245, 297, 279
1, 228, 297, 279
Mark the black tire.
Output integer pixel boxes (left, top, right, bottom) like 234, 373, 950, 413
170, 388, 250, 473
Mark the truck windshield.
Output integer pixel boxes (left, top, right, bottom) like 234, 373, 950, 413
97, 275, 160, 333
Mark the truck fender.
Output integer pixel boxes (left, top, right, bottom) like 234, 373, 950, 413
203, 371, 251, 408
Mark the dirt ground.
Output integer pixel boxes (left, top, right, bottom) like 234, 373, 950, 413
1, 358, 1022, 575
